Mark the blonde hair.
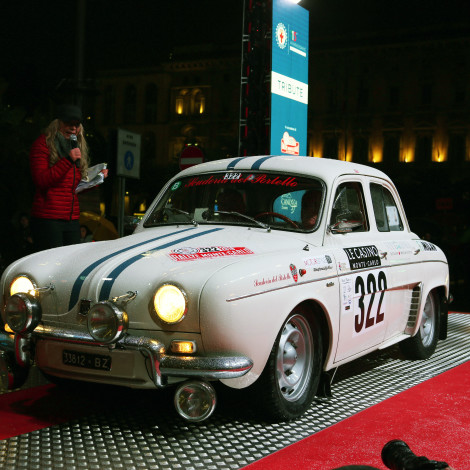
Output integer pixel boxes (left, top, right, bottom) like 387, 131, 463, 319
44, 119, 89, 176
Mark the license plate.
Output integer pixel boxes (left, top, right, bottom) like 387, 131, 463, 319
62, 349, 112, 371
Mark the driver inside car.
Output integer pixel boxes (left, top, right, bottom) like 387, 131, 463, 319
301, 189, 322, 229
217, 189, 246, 214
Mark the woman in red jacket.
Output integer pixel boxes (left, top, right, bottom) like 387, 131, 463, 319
30, 104, 103, 251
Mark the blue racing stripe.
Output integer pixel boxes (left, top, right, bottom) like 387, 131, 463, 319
68, 227, 196, 310
251, 156, 275, 170
98, 228, 224, 301
226, 157, 244, 169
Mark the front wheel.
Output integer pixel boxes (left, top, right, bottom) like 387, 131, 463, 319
251, 310, 322, 421
399, 291, 440, 360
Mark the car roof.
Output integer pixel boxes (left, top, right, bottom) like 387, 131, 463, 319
178, 155, 392, 185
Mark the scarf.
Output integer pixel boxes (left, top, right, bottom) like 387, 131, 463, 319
55, 133, 74, 159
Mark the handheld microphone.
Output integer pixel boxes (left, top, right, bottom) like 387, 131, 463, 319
70, 134, 80, 168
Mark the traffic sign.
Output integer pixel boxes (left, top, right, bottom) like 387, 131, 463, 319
117, 129, 141, 179
179, 145, 204, 170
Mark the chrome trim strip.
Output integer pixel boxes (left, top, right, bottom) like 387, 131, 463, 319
227, 273, 337, 302
226, 258, 446, 302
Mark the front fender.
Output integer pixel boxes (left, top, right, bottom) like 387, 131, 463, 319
199, 249, 339, 388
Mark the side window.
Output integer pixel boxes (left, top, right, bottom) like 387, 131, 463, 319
370, 183, 404, 232
329, 182, 368, 232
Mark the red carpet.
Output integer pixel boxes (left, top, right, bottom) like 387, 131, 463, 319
245, 360, 470, 470
0, 384, 67, 439
0, 383, 104, 440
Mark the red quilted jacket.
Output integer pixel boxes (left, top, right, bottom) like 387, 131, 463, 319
30, 134, 81, 220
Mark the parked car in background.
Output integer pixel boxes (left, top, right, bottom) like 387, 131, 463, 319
0, 155, 450, 422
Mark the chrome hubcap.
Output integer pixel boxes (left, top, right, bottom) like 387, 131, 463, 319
420, 294, 436, 347
276, 314, 313, 402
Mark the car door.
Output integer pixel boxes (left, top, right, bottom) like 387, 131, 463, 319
368, 179, 417, 341
323, 177, 392, 362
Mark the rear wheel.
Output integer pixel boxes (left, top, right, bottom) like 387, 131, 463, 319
399, 291, 440, 360
251, 309, 322, 421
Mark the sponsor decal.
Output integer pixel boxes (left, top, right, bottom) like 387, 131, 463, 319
343, 245, 381, 270
290, 263, 298, 282
184, 174, 298, 188
223, 172, 242, 180
168, 246, 254, 261
281, 132, 300, 155
338, 261, 349, 272
383, 240, 413, 257
419, 240, 437, 251
275, 23, 288, 49
280, 193, 298, 214
303, 255, 333, 272
171, 181, 181, 191
254, 272, 291, 288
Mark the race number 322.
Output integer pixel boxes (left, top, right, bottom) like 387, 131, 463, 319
355, 271, 387, 333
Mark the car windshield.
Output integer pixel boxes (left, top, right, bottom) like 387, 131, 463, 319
144, 171, 325, 232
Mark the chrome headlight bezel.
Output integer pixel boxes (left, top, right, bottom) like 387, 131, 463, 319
153, 283, 188, 324
87, 301, 128, 344
5, 292, 42, 334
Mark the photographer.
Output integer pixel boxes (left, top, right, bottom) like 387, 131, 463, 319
331, 440, 453, 470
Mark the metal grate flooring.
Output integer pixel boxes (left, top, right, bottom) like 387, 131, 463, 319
1, 314, 469, 470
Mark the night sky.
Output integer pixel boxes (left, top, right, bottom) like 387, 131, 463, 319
2, 0, 469, 109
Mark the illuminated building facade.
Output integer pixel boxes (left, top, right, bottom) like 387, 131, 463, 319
307, 36, 470, 166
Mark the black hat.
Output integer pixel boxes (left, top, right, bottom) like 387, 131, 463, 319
56, 104, 82, 123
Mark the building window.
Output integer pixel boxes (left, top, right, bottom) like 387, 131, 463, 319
175, 89, 189, 115
144, 84, 158, 124
123, 84, 137, 123
191, 89, 205, 115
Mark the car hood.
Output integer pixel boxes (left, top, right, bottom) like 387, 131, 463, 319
1, 225, 313, 329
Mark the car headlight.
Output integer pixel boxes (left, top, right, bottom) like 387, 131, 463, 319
154, 284, 187, 324
5, 293, 41, 334
10, 276, 36, 296
87, 301, 128, 344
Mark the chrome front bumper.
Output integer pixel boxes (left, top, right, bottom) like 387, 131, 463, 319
0, 326, 253, 390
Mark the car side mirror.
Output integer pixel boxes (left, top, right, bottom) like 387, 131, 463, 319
328, 217, 364, 233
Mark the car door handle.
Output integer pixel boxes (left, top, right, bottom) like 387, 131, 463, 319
379, 251, 387, 259
413, 248, 420, 255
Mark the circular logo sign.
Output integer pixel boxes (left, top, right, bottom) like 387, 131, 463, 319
276, 22, 288, 49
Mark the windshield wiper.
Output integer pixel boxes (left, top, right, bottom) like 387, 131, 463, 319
165, 207, 198, 227
214, 210, 271, 231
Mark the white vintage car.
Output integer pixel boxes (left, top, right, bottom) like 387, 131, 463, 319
0, 155, 450, 422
